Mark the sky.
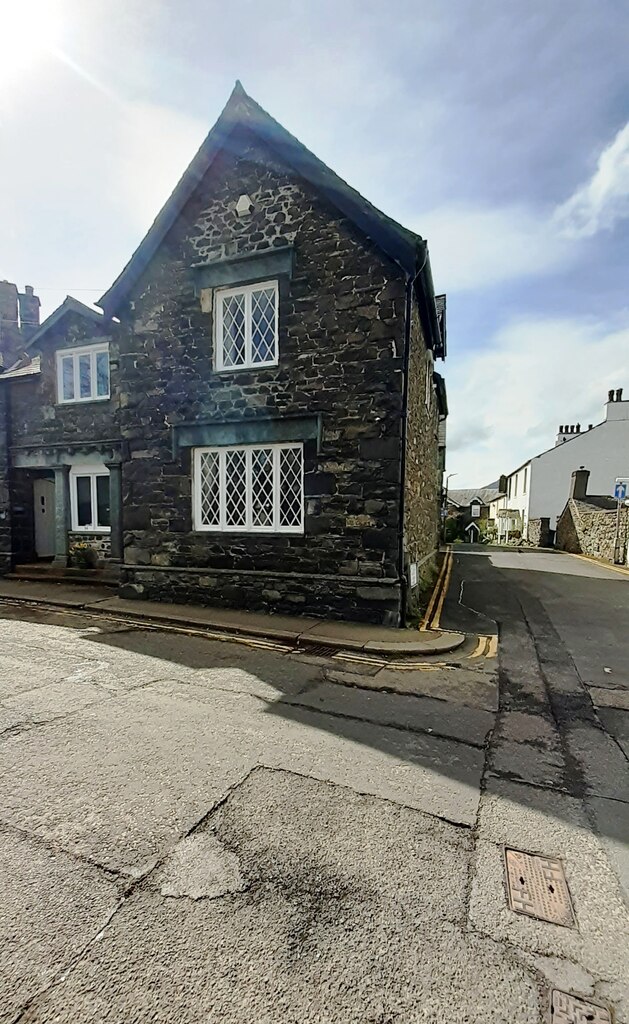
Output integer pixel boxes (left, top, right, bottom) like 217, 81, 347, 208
1, 0, 628, 486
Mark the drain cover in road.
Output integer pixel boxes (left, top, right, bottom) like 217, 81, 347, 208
504, 848, 575, 927
550, 989, 612, 1023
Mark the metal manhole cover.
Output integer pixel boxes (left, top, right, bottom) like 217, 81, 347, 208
504, 848, 575, 927
550, 989, 612, 1023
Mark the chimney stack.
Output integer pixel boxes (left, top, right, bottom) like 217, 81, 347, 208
17, 285, 40, 341
570, 468, 590, 501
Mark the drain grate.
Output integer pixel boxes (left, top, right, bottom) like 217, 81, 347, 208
297, 643, 340, 658
550, 990, 612, 1023
504, 848, 575, 927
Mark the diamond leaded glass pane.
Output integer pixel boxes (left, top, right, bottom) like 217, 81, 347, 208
279, 447, 303, 528
224, 449, 247, 527
250, 286, 277, 364
199, 451, 220, 527
221, 292, 246, 367
251, 448, 274, 528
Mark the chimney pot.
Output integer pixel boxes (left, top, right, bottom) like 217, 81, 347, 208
588, 424, 593, 430
608, 389, 615, 402
576, 423, 581, 433
617, 388, 624, 402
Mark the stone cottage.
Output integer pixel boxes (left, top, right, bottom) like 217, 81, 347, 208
0, 295, 122, 576
0, 83, 447, 626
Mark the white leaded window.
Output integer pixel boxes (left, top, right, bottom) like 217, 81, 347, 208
215, 281, 278, 371
57, 344, 110, 403
193, 443, 303, 533
70, 467, 110, 532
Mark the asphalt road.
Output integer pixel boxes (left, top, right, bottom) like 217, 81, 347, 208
0, 551, 628, 1023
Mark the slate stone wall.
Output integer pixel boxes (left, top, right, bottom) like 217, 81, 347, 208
556, 500, 628, 563
403, 303, 441, 608
117, 132, 431, 623
1, 314, 119, 571
8, 313, 117, 451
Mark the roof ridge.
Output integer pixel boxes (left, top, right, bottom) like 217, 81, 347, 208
98, 82, 425, 317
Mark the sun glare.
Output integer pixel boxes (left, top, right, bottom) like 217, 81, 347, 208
0, 0, 64, 84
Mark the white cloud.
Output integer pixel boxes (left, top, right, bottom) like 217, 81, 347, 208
445, 313, 629, 486
554, 120, 629, 238
416, 203, 570, 292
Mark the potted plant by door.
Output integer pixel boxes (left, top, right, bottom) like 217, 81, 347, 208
69, 541, 99, 570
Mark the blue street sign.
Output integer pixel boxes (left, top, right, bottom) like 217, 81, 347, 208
614, 481, 627, 501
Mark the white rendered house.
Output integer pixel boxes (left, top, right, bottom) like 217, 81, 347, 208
499, 389, 629, 540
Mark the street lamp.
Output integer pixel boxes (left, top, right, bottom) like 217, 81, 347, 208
442, 473, 457, 540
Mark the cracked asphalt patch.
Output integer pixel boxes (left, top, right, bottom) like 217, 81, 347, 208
1, 575, 628, 1024
18, 770, 541, 1024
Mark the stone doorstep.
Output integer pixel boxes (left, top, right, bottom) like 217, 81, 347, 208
0, 579, 465, 657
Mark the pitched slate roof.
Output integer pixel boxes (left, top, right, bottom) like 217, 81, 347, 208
0, 355, 40, 380
25, 296, 105, 352
98, 82, 433, 321
448, 487, 502, 507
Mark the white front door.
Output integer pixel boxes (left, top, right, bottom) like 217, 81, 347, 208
33, 479, 56, 558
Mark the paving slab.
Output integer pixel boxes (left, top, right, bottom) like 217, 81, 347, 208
22, 770, 541, 1024
263, 698, 485, 825
0, 824, 122, 1023
565, 723, 629, 801
586, 795, 629, 906
589, 686, 629, 710
594, 707, 629, 759
0, 688, 260, 876
0, 579, 111, 607
469, 777, 629, 997
281, 680, 495, 746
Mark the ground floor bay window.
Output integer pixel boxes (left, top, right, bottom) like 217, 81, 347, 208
193, 443, 304, 533
70, 466, 111, 532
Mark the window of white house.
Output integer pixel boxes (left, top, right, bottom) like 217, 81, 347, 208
514, 475, 518, 497
215, 280, 278, 371
70, 468, 110, 532
57, 344, 110, 403
523, 467, 528, 493
193, 443, 303, 533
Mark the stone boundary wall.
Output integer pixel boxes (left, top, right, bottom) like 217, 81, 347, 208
527, 517, 552, 547
120, 565, 401, 625
556, 499, 629, 563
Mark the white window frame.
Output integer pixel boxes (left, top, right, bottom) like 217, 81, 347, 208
193, 442, 304, 534
56, 344, 110, 404
215, 280, 279, 372
470, 502, 481, 518
69, 466, 111, 533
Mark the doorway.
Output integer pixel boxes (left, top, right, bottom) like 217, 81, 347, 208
33, 478, 55, 558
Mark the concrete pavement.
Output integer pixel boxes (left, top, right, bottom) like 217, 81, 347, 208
0, 550, 628, 1022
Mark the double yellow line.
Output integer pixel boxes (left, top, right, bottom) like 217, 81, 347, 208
420, 546, 453, 631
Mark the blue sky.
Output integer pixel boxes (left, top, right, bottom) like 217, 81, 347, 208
2, 0, 628, 485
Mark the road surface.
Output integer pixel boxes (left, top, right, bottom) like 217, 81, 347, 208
0, 549, 627, 1022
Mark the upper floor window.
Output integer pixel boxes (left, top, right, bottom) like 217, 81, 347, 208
57, 344, 110, 403
470, 501, 481, 518
215, 280, 278, 371
193, 442, 303, 534
523, 467, 528, 493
